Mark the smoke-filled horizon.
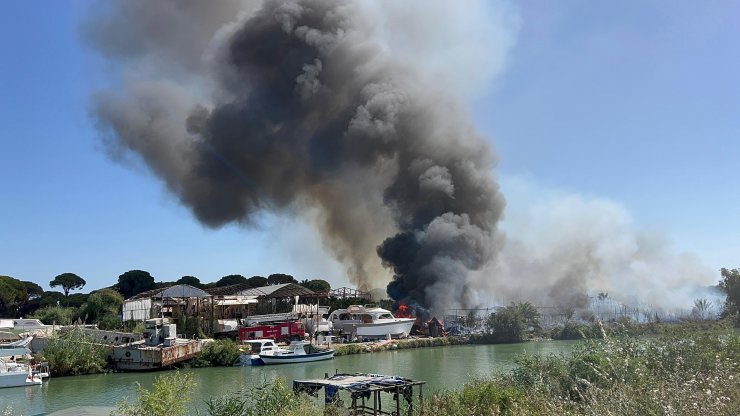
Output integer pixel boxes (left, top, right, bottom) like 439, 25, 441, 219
87, 0, 505, 311
86, 0, 718, 314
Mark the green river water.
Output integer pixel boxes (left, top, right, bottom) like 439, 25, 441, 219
1, 340, 577, 415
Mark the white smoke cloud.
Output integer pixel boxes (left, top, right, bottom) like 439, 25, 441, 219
470, 176, 719, 313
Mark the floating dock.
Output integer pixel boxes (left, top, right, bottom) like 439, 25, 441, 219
293, 372, 425, 415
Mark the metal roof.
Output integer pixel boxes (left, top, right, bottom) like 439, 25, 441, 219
206, 283, 316, 298
127, 284, 210, 300
127, 283, 318, 301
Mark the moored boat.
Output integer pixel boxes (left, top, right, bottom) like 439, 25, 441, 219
259, 341, 334, 364
328, 305, 415, 339
112, 318, 201, 371
238, 339, 285, 365
0, 348, 49, 389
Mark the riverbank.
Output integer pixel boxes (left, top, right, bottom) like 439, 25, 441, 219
332, 335, 469, 356
418, 330, 740, 415
107, 330, 740, 416
35, 318, 737, 375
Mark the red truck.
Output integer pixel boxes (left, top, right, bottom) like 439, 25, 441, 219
238, 321, 306, 343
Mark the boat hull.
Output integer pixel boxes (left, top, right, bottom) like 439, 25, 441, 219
355, 319, 415, 338
113, 341, 201, 371
238, 354, 264, 366
259, 350, 334, 365
0, 372, 42, 388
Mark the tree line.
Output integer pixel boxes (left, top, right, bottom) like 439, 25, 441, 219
0, 270, 332, 326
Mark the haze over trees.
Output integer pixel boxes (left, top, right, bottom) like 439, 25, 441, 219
3, 265, 740, 340
50, 272, 86, 296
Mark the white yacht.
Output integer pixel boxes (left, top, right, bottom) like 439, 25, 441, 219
328, 305, 415, 339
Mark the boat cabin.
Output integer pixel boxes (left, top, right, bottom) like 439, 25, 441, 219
242, 339, 280, 355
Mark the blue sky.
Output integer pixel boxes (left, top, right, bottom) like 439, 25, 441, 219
1, 1, 738, 292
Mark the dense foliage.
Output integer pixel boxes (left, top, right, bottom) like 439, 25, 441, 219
49, 272, 86, 296
116, 270, 156, 299
299, 279, 331, 292
39, 326, 108, 376
720, 267, 740, 324
216, 274, 248, 287
202, 377, 331, 416
31, 305, 78, 325
176, 275, 203, 288
0, 275, 28, 317
485, 302, 541, 343
113, 371, 196, 416
192, 339, 241, 367
420, 331, 740, 415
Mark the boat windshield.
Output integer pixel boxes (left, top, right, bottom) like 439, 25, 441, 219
247, 341, 274, 354
378, 313, 394, 319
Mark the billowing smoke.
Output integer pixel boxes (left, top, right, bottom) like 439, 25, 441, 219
86, 0, 714, 316
470, 178, 720, 316
86, 0, 507, 311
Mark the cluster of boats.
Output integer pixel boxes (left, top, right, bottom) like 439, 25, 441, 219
239, 304, 415, 365
0, 304, 416, 386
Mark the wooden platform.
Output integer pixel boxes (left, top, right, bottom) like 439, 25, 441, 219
294, 372, 425, 415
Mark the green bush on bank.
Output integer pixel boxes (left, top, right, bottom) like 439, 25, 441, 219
202, 377, 331, 416
113, 371, 196, 416
421, 331, 740, 415
38, 326, 108, 376
30, 306, 79, 325
191, 339, 241, 367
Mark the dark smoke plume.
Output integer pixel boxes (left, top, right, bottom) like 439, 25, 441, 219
87, 0, 505, 311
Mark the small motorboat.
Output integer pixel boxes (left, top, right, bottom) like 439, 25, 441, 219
238, 339, 285, 365
1, 347, 49, 389
259, 341, 334, 365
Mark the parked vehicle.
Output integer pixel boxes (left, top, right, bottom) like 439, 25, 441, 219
238, 321, 305, 344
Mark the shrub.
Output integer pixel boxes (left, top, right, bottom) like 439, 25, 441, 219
421, 330, 740, 415
96, 314, 123, 330
39, 326, 108, 376
31, 306, 78, 325
113, 371, 196, 416
202, 377, 326, 416
194, 339, 241, 367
